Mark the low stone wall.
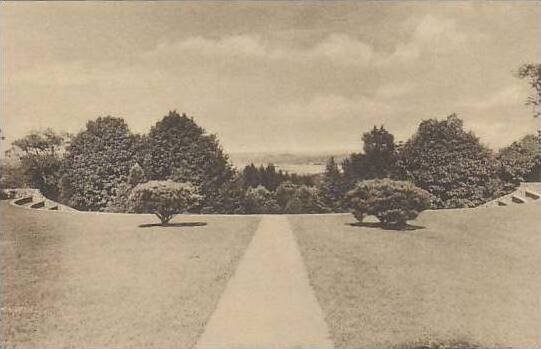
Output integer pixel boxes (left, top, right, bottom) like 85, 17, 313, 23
4, 188, 77, 212
482, 182, 541, 208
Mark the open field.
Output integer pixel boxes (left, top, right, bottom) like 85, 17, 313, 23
289, 204, 541, 348
0, 202, 260, 348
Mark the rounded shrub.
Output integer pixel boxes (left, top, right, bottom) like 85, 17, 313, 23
129, 180, 202, 225
345, 178, 432, 228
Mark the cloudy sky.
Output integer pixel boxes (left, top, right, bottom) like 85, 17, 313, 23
1, 1, 540, 154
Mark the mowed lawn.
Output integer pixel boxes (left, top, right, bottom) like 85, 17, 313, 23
289, 204, 541, 348
0, 202, 260, 348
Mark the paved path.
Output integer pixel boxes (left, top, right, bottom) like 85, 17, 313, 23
196, 215, 333, 349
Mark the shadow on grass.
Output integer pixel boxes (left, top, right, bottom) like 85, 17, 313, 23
138, 222, 208, 228
394, 339, 482, 349
347, 221, 425, 231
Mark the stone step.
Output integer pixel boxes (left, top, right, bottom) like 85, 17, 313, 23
511, 195, 526, 204
524, 190, 541, 200
14, 196, 33, 205
30, 201, 45, 209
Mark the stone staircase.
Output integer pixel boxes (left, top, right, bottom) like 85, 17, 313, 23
6, 188, 77, 212
482, 182, 541, 208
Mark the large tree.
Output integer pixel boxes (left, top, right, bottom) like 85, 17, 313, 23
395, 114, 502, 208
61, 116, 140, 211
9, 129, 67, 199
142, 111, 236, 213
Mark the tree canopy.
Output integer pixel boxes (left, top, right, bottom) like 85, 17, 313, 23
396, 114, 501, 208
142, 111, 236, 212
61, 116, 140, 211
9, 129, 67, 199
342, 125, 397, 187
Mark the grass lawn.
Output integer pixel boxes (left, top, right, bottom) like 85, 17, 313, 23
1, 202, 260, 348
289, 204, 541, 349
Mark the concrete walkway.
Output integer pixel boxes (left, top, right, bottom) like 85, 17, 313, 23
196, 215, 333, 349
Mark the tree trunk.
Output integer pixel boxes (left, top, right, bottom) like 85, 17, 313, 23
156, 213, 173, 226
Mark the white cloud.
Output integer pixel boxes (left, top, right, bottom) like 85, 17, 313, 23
375, 82, 416, 99
143, 33, 375, 67
146, 35, 268, 59
384, 15, 478, 64
306, 34, 374, 66
273, 94, 394, 122
460, 84, 528, 110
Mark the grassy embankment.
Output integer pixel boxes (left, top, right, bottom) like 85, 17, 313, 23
290, 204, 541, 348
1, 202, 260, 348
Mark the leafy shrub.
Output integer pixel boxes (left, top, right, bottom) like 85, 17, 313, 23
243, 185, 280, 214
395, 114, 501, 208
129, 180, 202, 225
283, 185, 328, 214
106, 163, 148, 213
497, 134, 540, 184
346, 179, 432, 228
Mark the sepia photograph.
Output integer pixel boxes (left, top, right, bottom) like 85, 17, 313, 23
1, 1, 540, 348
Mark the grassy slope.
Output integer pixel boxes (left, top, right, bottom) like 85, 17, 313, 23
289, 204, 541, 348
0, 203, 260, 348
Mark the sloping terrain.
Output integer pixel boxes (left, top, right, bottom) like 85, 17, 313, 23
0, 203, 260, 348
290, 204, 541, 348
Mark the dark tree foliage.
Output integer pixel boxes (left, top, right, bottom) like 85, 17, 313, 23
282, 185, 328, 214
142, 111, 236, 213
275, 181, 329, 214
61, 116, 140, 211
9, 129, 67, 199
240, 163, 314, 191
106, 163, 148, 213
342, 125, 397, 188
517, 63, 541, 117
497, 134, 541, 184
395, 114, 502, 209
317, 157, 347, 211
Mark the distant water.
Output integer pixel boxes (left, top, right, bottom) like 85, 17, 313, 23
229, 152, 350, 175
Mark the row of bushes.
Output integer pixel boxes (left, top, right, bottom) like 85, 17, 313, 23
121, 176, 431, 227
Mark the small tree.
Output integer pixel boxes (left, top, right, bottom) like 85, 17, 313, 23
346, 179, 432, 228
318, 157, 347, 211
342, 125, 397, 188
128, 162, 147, 186
497, 134, 541, 184
9, 129, 67, 199
129, 180, 202, 225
